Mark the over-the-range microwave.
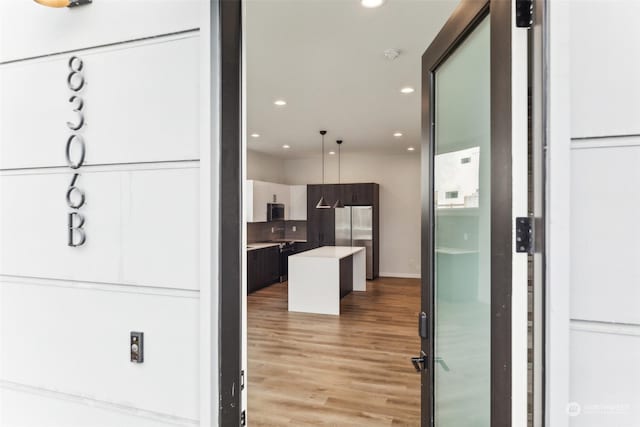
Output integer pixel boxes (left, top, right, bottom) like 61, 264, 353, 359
267, 203, 285, 222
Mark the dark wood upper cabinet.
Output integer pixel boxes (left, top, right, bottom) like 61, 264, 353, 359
350, 183, 374, 205
329, 183, 375, 206
306, 185, 322, 245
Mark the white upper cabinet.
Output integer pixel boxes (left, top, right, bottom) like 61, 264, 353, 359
289, 185, 307, 221
0, 0, 200, 63
246, 180, 293, 222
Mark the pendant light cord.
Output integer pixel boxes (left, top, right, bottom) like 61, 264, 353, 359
321, 133, 325, 185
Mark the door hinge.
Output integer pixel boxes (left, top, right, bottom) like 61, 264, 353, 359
516, 0, 534, 28
241, 410, 246, 426
240, 370, 245, 390
515, 217, 534, 254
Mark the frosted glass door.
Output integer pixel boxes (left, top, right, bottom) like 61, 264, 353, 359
433, 16, 491, 426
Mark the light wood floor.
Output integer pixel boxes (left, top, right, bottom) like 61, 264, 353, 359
247, 277, 421, 426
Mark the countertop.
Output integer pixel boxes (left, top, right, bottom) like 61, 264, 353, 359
290, 246, 365, 260
246, 242, 280, 251
247, 240, 308, 251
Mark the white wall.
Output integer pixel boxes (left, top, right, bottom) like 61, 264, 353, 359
545, 1, 572, 425
247, 150, 286, 184
552, 1, 640, 426
0, 2, 210, 426
282, 151, 421, 278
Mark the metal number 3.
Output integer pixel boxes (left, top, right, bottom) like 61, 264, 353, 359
67, 95, 85, 131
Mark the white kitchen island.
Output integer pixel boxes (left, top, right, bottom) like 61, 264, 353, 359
288, 246, 366, 315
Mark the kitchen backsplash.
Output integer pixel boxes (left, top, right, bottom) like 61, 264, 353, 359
247, 221, 307, 243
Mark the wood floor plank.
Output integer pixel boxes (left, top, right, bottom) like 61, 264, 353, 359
247, 277, 421, 426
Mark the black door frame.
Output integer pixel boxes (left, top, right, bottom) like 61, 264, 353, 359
217, 0, 243, 425
420, 0, 516, 425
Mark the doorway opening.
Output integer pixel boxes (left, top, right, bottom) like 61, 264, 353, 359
241, 0, 457, 424
222, 0, 543, 425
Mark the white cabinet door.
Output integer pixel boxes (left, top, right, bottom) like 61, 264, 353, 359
289, 185, 307, 220
252, 181, 270, 222
245, 180, 255, 223
245, 180, 292, 222
272, 183, 291, 219
247, 180, 274, 223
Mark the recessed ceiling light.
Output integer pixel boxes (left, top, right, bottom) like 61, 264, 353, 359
361, 0, 385, 8
282, 144, 291, 149
329, 151, 336, 155
393, 132, 403, 137
400, 87, 415, 94
274, 99, 287, 106
407, 146, 416, 151
250, 133, 260, 138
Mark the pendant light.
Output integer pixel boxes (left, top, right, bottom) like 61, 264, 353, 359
333, 140, 344, 208
316, 130, 331, 209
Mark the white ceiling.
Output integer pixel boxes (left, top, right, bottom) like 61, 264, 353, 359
245, 0, 458, 157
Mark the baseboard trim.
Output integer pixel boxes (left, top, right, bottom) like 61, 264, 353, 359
378, 272, 421, 279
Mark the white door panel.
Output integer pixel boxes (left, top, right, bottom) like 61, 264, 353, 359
0, 34, 200, 170
570, 1, 640, 138
0, 280, 199, 421
570, 144, 640, 324
0, 166, 199, 290
570, 327, 640, 426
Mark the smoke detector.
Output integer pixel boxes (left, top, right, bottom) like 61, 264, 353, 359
384, 48, 401, 60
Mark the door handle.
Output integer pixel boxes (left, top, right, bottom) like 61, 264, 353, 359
411, 351, 427, 372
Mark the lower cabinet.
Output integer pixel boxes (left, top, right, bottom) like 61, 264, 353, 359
247, 246, 280, 294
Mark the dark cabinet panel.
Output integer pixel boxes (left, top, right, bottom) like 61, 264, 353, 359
332, 183, 375, 205
306, 185, 321, 245
339, 255, 353, 299
265, 246, 280, 284
351, 183, 374, 205
247, 250, 259, 293
247, 246, 280, 294
319, 184, 336, 246
306, 184, 335, 246
372, 183, 379, 279
334, 184, 351, 205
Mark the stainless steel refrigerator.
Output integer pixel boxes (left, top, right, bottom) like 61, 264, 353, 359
335, 206, 374, 280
